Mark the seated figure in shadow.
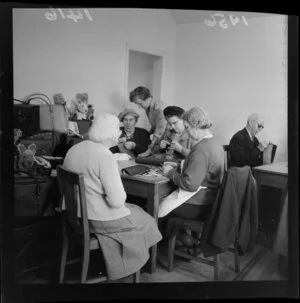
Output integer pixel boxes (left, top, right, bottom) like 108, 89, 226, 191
229, 113, 269, 168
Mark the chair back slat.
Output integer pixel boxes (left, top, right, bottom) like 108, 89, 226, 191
56, 165, 90, 240
223, 145, 231, 170
271, 144, 277, 163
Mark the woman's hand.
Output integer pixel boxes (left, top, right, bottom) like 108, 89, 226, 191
160, 140, 170, 149
169, 141, 183, 153
162, 163, 175, 175
124, 141, 136, 150
257, 140, 270, 151
117, 143, 127, 154
118, 137, 127, 144
138, 149, 152, 157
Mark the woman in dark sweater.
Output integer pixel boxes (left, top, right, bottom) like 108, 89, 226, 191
110, 108, 150, 157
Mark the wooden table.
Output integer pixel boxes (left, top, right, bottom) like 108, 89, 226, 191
119, 160, 176, 273
252, 161, 288, 196
252, 161, 288, 246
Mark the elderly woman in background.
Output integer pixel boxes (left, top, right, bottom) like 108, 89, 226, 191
110, 108, 150, 157
63, 113, 162, 281
129, 86, 167, 157
160, 107, 224, 248
149, 106, 196, 158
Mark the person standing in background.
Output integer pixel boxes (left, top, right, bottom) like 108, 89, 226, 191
129, 86, 166, 157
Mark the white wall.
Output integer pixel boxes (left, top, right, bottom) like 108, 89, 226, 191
13, 8, 176, 128
173, 14, 287, 161
13, 9, 287, 161
128, 51, 155, 93
127, 51, 155, 129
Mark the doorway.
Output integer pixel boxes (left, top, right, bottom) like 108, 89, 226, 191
126, 50, 163, 130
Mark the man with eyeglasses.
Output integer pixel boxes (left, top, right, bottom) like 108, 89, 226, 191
229, 113, 269, 168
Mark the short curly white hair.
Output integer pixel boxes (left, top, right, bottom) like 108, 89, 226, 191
182, 107, 212, 129
88, 113, 120, 143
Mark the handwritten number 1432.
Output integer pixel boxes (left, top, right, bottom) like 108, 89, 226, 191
205, 14, 248, 29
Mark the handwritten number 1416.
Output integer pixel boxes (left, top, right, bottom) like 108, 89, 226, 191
45, 8, 93, 22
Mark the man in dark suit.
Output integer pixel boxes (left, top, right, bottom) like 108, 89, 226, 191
229, 113, 269, 168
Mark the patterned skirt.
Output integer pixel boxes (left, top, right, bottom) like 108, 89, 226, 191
89, 203, 162, 280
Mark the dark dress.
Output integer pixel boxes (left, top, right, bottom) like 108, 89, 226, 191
110, 127, 150, 156
229, 128, 263, 168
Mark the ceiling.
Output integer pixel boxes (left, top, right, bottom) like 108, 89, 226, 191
170, 10, 275, 25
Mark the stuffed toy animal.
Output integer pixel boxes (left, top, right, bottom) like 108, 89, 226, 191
17, 143, 51, 176
14, 128, 22, 146
14, 129, 23, 170
87, 104, 95, 121
53, 93, 67, 106
53, 93, 72, 121
68, 93, 89, 121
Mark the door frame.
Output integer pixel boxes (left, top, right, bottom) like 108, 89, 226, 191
123, 43, 165, 107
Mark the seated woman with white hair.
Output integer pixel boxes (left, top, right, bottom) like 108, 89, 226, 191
159, 107, 224, 249
110, 108, 150, 158
63, 113, 162, 281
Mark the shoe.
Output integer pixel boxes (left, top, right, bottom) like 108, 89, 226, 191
176, 230, 197, 248
175, 246, 192, 262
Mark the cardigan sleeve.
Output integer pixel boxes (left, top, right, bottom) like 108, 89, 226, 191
132, 128, 151, 155
99, 152, 126, 208
147, 103, 167, 141
167, 148, 208, 191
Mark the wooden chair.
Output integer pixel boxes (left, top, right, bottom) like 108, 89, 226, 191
56, 165, 140, 283
167, 170, 240, 281
223, 143, 277, 166
223, 144, 231, 170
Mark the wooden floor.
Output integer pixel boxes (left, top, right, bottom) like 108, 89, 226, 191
15, 235, 288, 284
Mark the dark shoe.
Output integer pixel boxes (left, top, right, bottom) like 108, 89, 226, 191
177, 230, 197, 248
175, 246, 192, 262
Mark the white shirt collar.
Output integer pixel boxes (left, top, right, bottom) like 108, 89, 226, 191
245, 127, 254, 141
198, 133, 213, 142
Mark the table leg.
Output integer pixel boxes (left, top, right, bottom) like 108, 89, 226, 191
146, 184, 159, 274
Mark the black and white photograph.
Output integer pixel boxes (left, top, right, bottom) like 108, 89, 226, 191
0, 3, 298, 301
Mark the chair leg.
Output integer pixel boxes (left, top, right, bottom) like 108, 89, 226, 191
168, 235, 176, 272
59, 233, 69, 284
133, 270, 140, 283
81, 243, 90, 283
234, 248, 240, 273
213, 254, 219, 281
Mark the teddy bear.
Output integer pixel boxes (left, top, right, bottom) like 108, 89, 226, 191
53, 93, 71, 122
68, 93, 89, 121
53, 93, 67, 106
14, 128, 22, 147
16, 143, 51, 176
87, 104, 95, 121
